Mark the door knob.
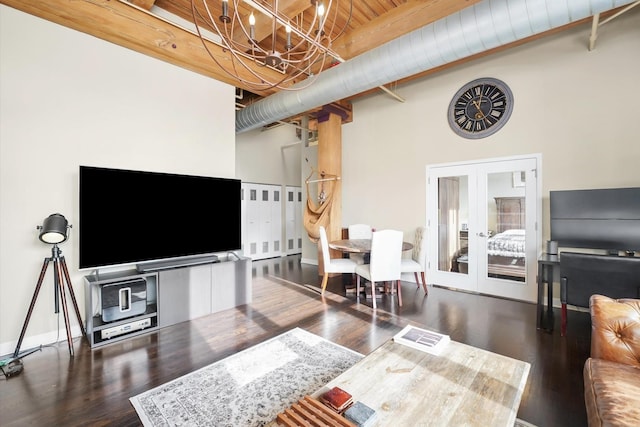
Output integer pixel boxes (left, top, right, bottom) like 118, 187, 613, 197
477, 232, 488, 237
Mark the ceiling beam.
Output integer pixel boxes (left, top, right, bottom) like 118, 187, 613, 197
0, 0, 286, 96
129, 0, 156, 11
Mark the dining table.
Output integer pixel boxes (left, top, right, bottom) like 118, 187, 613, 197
329, 238, 414, 254
329, 238, 414, 298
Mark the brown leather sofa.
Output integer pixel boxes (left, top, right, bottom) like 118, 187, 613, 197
584, 294, 640, 426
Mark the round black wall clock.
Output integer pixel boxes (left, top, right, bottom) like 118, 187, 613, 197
448, 77, 514, 139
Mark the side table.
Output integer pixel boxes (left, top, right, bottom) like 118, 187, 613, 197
537, 254, 559, 332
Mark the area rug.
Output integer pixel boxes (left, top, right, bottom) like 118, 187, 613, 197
129, 328, 363, 427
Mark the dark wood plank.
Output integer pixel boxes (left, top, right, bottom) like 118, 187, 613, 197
0, 255, 590, 427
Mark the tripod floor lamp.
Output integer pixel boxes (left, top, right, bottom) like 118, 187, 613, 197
12, 214, 86, 366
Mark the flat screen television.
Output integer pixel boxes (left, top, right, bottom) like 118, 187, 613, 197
79, 166, 241, 270
550, 187, 640, 252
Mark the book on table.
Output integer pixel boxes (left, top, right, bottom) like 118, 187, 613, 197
393, 324, 450, 355
344, 401, 377, 427
320, 386, 353, 413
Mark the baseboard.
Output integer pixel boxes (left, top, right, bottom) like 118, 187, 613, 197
0, 325, 84, 357
300, 257, 318, 266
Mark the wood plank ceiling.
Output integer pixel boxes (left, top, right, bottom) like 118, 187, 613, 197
1, 0, 631, 123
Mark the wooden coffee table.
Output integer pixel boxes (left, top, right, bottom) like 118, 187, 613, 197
313, 338, 530, 426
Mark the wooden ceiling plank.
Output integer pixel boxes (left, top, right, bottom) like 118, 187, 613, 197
1, 0, 285, 95
343, 1, 374, 27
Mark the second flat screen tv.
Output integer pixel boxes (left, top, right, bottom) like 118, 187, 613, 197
550, 187, 640, 252
79, 166, 241, 270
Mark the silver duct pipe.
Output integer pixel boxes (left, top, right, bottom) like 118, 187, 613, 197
236, 0, 634, 133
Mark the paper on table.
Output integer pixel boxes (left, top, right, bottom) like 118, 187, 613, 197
393, 324, 450, 355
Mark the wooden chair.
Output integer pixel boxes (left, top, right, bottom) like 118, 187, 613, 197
401, 226, 428, 294
355, 229, 403, 309
319, 226, 358, 295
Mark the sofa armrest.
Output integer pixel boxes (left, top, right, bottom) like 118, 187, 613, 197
590, 294, 640, 367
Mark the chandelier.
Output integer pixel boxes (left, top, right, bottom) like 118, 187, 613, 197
191, 0, 346, 91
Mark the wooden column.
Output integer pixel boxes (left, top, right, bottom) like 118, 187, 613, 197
316, 110, 344, 276
318, 112, 343, 241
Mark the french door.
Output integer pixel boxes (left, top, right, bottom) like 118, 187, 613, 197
426, 156, 540, 302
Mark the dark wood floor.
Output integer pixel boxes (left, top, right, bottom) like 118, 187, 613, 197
0, 255, 591, 427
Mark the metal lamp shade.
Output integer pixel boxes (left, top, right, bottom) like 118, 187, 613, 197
39, 213, 68, 244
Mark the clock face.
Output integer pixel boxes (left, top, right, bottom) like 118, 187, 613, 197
448, 78, 514, 139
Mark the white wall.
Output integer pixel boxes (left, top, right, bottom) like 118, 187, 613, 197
236, 125, 302, 186
340, 8, 640, 239
237, 7, 640, 263
0, 6, 235, 353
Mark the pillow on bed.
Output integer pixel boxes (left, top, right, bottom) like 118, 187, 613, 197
487, 229, 525, 258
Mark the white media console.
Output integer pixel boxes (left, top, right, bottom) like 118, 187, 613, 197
84, 255, 252, 348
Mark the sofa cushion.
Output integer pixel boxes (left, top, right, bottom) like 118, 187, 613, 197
590, 295, 640, 367
584, 358, 640, 426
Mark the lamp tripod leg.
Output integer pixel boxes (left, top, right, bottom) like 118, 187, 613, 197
60, 256, 86, 338
13, 258, 50, 359
54, 259, 75, 357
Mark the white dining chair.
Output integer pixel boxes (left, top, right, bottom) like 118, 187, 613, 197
319, 226, 358, 295
401, 226, 428, 294
348, 223, 373, 265
355, 229, 403, 309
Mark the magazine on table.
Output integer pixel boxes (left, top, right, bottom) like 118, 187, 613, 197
393, 324, 450, 355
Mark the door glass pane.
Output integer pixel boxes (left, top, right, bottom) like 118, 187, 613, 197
486, 171, 526, 282
438, 176, 468, 274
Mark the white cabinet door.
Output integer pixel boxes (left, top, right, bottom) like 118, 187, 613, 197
258, 185, 272, 258
242, 182, 284, 260
295, 188, 303, 253
285, 186, 303, 255
158, 265, 212, 327
211, 258, 252, 312
270, 187, 282, 256
242, 183, 261, 259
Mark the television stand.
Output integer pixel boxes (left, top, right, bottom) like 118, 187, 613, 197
84, 254, 251, 348
136, 255, 219, 273
84, 270, 159, 348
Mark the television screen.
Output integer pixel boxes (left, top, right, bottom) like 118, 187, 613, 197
79, 166, 241, 270
550, 187, 640, 251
